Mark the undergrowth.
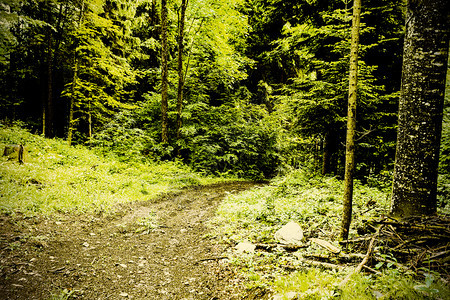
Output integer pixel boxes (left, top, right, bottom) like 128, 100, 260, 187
0, 125, 224, 216
211, 169, 389, 244
209, 169, 450, 299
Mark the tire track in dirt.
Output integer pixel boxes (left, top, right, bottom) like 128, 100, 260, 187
0, 181, 262, 299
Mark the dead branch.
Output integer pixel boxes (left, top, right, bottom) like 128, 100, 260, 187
339, 225, 381, 288
194, 257, 228, 265
254, 243, 308, 251
339, 236, 372, 244
301, 259, 344, 270
428, 249, 450, 261
362, 264, 381, 275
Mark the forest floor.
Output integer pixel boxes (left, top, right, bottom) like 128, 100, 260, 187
0, 181, 265, 300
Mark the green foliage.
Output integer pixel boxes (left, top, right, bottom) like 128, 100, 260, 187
437, 71, 450, 212
241, 0, 403, 178
62, 0, 138, 141
49, 289, 74, 300
210, 168, 450, 299
0, 125, 220, 216
211, 168, 388, 244
179, 100, 279, 179
270, 269, 450, 300
90, 109, 155, 161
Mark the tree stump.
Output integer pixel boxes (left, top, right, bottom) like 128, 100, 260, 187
3, 144, 25, 163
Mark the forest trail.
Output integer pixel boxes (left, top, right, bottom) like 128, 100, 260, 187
0, 181, 262, 300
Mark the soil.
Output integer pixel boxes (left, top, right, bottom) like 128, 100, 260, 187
0, 181, 264, 300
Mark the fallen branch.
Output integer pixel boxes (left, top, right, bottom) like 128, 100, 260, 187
339, 225, 381, 288
255, 243, 307, 251
194, 257, 228, 265
362, 264, 381, 275
339, 236, 372, 245
372, 220, 449, 232
427, 249, 450, 261
301, 259, 344, 270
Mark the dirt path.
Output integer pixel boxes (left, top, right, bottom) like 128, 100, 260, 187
0, 182, 261, 300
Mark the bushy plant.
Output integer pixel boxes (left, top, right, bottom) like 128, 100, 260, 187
90, 109, 156, 162
179, 100, 280, 179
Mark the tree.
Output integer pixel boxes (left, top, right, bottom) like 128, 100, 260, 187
160, 0, 169, 144
67, 0, 86, 146
340, 0, 361, 240
247, 0, 404, 178
62, 0, 137, 143
176, 0, 188, 144
390, 0, 449, 217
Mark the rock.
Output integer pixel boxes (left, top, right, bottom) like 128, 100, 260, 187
235, 241, 256, 254
274, 221, 304, 245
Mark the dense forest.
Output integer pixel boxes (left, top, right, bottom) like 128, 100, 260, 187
1, 0, 450, 298
0, 0, 408, 177
1, 0, 448, 215
1, 0, 448, 181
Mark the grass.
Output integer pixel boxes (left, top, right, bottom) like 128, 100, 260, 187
0, 124, 225, 216
209, 169, 450, 299
270, 269, 450, 299
210, 169, 390, 244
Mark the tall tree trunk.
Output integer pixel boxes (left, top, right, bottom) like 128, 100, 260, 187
390, 0, 449, 218
161, 0, 169, 144
46, 29, 54, 138
340, 0, 361, 240
151, 0, 158, 28
67, 62, 78, 146
67, 0, 85, 146
176, 0, 188, 144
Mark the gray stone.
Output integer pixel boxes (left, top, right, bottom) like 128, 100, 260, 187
274, 221, 303, 245
235, 241, 256, 254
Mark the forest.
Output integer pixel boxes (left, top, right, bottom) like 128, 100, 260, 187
0, 0, 449, 299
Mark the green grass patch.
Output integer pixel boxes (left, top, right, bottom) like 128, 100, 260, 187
271, 269, 450, 299
211, 169, 389, 244
0, 125, 224, 216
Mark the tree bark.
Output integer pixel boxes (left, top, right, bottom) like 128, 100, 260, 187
176, 0, 188, 143
390, 0, 449, 218
67, 0, 85, 146
161, 0, 169, 144
340, 0, 361, 240
45, 29, 54, 138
